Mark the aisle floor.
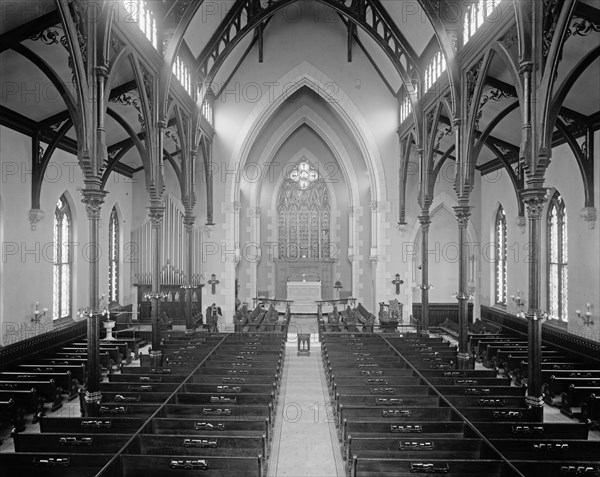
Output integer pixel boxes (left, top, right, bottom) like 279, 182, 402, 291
268, 316, 344, 477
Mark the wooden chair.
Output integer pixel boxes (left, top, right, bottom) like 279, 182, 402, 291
297, 333, 310, 356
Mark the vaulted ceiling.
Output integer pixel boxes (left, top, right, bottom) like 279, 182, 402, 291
0, 0, 598, 182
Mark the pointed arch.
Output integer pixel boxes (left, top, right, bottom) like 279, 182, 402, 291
494, 204, 508, 305
53, 193, 74, 320
108, 205, 120, 304
229, 62, 385, 205
547, 190, 568, 321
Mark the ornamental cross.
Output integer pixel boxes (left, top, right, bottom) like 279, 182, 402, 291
208, 273, 220, 295
392, 274, 404, 295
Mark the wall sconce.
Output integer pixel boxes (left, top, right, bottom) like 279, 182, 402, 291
32, 302, 48, 323
418, 284, 433, 291
576, 304, 594, 326
511, 290, 525, 308
517, 309, 548, 322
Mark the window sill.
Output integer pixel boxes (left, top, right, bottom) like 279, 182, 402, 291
544, 319, 568, 330
53, 316, 74, 329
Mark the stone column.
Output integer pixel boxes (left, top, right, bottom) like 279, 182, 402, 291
454, 204, 472, 368
148, 206, 165, 366
184, 214, 196, 335
522, 188, 548, 421
80, 188, 107, 417
418, 212, 431, 333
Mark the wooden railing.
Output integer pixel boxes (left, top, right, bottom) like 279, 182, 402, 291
0, 320, 87, 371
481, 305, 600, 365
412, 302, 473, 327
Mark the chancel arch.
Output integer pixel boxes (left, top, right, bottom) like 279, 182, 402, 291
228, 64, 390, 314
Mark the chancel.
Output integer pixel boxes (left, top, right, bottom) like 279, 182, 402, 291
0, 0, 599, 476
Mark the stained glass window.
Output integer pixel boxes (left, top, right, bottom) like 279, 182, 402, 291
495, 206, 507, 305
53, 195, 72, 320
547, 192, 568, 321
109, 207, 119, 303
278, 161, 330, 260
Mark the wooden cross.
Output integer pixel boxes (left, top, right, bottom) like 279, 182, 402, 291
208, 273, 220, 295
392, 274, 404, 295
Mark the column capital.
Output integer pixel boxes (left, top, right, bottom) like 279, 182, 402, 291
519, 61, 533, 75
95, 66, 109, 78
453, 205, 471, 228
147, 206, 165, 227
418, 213, 431, 230
183, 214, 196, 231
521, 189, 548, 220
80, 189, 108, 220
581, 206, 597, 229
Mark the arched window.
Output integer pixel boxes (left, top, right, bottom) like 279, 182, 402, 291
108, 206, 119, 303
278, 161, 330, 260
495, 206, 507, 305
53, 195, 72, 320
547, 192, 568, 321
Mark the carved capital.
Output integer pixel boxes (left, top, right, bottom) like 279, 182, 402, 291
518, 61, 533, 75
28, 209, 44, 230
452, 117, 463, 129
418, 214, 431, 231
580, 207, 597, 229
453, 206, 471, 227
80, 189, 108, 220
95, 66, 108, 78
147, 206, 165, 227
183, 215, 196, 231
522, 189, 548, 220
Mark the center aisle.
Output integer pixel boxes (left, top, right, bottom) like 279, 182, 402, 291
269, 316, 344, 477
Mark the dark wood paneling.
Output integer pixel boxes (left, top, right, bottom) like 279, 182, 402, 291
412, 302, 473, 327
481, 305, 600, 365
0, 321, 86, 371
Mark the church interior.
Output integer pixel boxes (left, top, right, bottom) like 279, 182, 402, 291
0, 0, 599, 475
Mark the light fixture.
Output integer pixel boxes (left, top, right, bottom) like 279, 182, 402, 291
576, 304, 594, 326
77, 294, 109, 319
32, 302, 48, 323
143, 291, 168, 301
452, 292, 473, 300
511, 290, 525, 308
419, 284, 433, 290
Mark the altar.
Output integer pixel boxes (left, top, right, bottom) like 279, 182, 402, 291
287, 280, 321, 314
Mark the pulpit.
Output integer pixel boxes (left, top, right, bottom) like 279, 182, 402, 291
287, 281, 321, 313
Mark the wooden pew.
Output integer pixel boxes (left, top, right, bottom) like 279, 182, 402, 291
120, 454, 263, 477
0, 370, 78, 400
348, 456, 503, 476
40, 416, 148, 434
14, 432, 131, 453
467, 422, 589, 440
0, 398, 25, 433
0, 453, 113, 477
0, 388, 43, 422
0, 379, 63, 411
561, 385, 600, 418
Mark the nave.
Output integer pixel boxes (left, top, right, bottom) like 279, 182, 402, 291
2, 313, 600, 477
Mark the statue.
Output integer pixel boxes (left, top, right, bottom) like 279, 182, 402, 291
205, 303, 222, 332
